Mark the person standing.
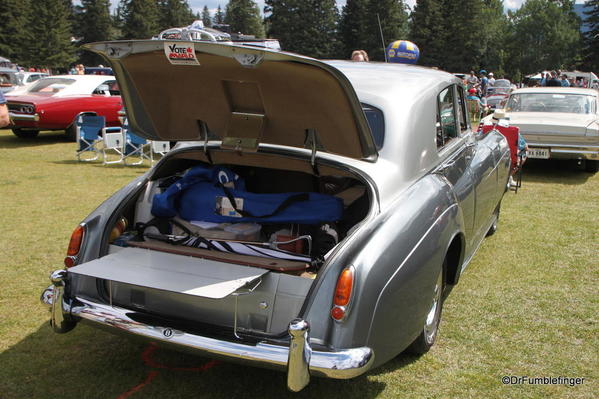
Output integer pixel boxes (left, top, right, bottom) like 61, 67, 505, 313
0, 91, 10, 128
546, 71, 562, 87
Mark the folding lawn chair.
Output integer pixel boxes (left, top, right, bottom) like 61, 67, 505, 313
123, 128, 151, 166
481, 121, 525, 193
102, 126, 125, 165
150, 140, 171, 164
76, 115, 105, 162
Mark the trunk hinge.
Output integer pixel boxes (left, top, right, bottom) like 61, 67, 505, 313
305, 128, 321, 176
198, 120, 213, 164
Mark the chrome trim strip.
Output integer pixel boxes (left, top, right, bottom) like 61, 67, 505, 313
9, 112, 39, 121
66, 296, 373, 386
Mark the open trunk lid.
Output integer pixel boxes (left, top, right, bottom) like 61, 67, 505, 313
84, 40, 378, 161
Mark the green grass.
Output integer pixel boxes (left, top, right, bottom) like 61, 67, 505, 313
0, 129, 597, 399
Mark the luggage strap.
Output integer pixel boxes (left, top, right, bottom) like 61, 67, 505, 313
218, 184, 309, 219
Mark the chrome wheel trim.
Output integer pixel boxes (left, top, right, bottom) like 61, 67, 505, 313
424, 269, 443, 344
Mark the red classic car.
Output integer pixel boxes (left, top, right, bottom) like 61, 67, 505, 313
6, 75, 122, 140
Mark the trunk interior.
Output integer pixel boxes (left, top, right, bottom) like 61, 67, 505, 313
69, 148, 372, 339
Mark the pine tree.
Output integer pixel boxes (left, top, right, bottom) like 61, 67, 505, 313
202, 5, 212, 27
26, 0, 76, 69
583, 0, 599, 72
158, 0, 194, 31
363, 0, 409, 61
409, 0, 445, 67
478, 0, 508, 75
0, 0, 32, 65
440, 0, 484, 72
214, 5, 226, 24
225, 0, 265, 37
121, 0, 160, 39
338, 0, 369, 59
265, 0, 339, 58
75, 0, 114, 66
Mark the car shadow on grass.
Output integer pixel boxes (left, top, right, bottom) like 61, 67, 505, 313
0, 323, 386, 399
521, 159, 594, 185
0, 130, 71, 148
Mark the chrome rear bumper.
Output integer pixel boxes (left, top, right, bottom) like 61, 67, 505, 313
41, 271, 374, 391
526, 142, 599, 160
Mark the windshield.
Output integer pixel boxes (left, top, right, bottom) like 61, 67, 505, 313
506, 93, 596, 114
27, 78, 76, 93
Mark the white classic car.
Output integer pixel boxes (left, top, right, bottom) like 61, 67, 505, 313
483, 87, 599, 172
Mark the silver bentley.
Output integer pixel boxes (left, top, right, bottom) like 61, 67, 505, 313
41, 41, 511, 391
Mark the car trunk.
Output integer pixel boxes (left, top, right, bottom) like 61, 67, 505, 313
510, 112, 597, 145
69, 149, 373, 338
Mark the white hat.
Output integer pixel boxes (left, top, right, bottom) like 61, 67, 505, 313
489, 72, 494, 76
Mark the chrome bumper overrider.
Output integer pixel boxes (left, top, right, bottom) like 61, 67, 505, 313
40, 271, 374, 391
9, 112, 40, 122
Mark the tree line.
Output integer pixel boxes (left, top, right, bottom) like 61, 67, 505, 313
0, 0, 597, 79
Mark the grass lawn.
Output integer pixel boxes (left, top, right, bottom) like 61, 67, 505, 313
0, 129, 597, 399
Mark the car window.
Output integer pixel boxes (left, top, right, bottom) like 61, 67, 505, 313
28, 78, 75, 93
456, 85, 469, 132
93, 80, 119, 96
506, 93, 596, 114
362, 104, 384, 150
27, 74, 42, 83
437, 86, 458, 148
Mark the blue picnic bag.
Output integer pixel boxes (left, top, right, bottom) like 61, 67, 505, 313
151, 165, 343, 224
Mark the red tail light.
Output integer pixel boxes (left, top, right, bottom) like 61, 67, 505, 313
64, 224, 85, 268
331, 266, 355, 321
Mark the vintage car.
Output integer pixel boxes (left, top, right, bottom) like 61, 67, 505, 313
484, 93, 508, 111
482, 87, 599, 172
6, 74, 122, 139
40, 41, 510, 391
487, 78, 513, 95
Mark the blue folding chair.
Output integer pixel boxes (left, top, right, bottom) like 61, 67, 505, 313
123, 120, 150, 165
76, 115, 105, 161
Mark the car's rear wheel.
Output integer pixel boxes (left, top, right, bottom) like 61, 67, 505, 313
405, 260, 445, 355
11, 128, 39, 139
585, 160, 598, 173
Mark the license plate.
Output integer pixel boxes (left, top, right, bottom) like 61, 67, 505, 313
527, 148, 550, 159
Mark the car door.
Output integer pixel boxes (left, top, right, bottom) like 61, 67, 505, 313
456, 85, 500, 240
436, 85, 476, 245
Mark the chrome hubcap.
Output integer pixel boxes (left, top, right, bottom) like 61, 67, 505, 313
424, 269, 443, 344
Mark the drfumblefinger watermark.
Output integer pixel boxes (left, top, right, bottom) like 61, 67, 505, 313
502, 375, 585, 387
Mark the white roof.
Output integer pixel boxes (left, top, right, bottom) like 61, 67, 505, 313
11, 74, 116, 97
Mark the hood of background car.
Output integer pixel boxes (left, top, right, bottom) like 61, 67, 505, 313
85, 40, 378, 161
